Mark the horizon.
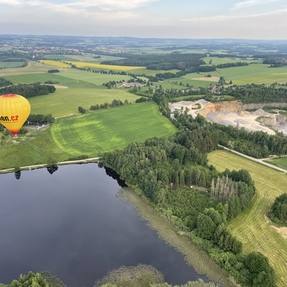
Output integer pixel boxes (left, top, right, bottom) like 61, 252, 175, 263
1, 34, 287, 42
0, 0, 286, 40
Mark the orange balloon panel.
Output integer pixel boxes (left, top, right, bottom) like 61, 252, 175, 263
0, 94, 31, 136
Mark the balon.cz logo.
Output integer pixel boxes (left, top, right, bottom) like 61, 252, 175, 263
0, 115, 19, 122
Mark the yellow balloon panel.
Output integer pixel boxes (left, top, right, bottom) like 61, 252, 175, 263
0, 94, 31, 135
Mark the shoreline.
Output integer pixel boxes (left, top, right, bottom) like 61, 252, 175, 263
1, 158, 238, 286
121, 188, 238, 287
0, 157, 100, 174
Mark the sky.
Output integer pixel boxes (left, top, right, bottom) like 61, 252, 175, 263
0, 0, 286, 39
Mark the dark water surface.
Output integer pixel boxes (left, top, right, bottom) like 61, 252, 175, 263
0, 164, 206, 287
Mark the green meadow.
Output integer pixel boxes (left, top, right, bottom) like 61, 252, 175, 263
0, 62, 52, 76
0, 103, 176, 169
30, 88, 138, 117
203, 56, 255, 65
59, 70, 132, 86
266, 157, 287, 170
5, 70, 132, 87
208, 150, 287, 287
201, 63, 287, 84
0, 61, 26, 69
51, 103, 176, 156
3, 69, 139, 117
4, 72, 91, 87
159, 73, 215, 89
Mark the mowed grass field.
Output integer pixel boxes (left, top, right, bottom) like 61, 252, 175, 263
30, 88, 138, 117
5, 70, 132, 87
266, 157, 287, 170
51, 103, 176, 156
59, 70, 132, 85
0, 62, 52, 76
208, 150, 287, 287
159, 73, 215, 89
0, 103, 176, 169
203, 56, 255, 65
4, 69, 138, 117
0, 61, 26, 69
199, 63, 287, 85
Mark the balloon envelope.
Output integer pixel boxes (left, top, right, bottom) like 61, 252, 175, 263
0, 94, 31, 136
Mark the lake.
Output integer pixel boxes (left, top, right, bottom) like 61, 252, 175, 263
0, 164, 207, 287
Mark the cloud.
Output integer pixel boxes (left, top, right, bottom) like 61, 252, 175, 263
0, 0, 21, 5
66, 0, 158, 11
181, 8, 287, 23
0, 0, 158, 11
233, 0, 282, 9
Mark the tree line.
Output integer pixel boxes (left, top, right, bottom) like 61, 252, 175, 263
78, 99, 130, 114
173, 110, 287, 158
102, 53, 204, 71
223, 84, 287, 103
0, 78, 12, 87
102, 124, 274, 286
0, 83, 56, 98
269, 193, 287, 225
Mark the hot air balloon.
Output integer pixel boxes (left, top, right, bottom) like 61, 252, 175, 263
0, 94, 31, 137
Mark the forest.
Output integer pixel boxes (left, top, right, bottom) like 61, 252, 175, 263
269, 194, 287, 225
102, 53, 204, 70
103, 114, 275, 287
172, 110, 287, 159
0, 83, 56, 98
223, 84, 287, 103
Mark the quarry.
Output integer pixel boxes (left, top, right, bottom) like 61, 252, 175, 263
169, 100, 287, 136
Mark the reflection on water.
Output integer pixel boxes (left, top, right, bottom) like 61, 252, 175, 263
0, 164, 206, 287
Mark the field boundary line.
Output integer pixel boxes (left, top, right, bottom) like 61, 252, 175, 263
218, 145, 287, 174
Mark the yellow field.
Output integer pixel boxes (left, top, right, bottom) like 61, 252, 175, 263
67, 61, 143, 71
208, 150, 287, 287
40, 60, 71, 69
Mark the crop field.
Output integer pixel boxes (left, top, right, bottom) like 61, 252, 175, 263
4, 72, 94, 88
208, 150, 287, 287
199, 63, 287, 84
5, 70, 132, 87
0, 103, 176, 169
0, 61, 26, 69
59, 70, 132, 86
66, 61, 144, 72
203, 56, 254, 65
0, 62, 51, 76
159, 73, 215, 89
266, 157, 287, 170
131, 68, 179, 77
43, 54, 123, 63
40, 60, 71, 68
30, 88, 139, 117
3, 69, 139, 117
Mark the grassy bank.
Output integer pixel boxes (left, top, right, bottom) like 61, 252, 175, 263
208, 150, 287, 287
0, 103, 176, 169
121, 189, 237, 287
